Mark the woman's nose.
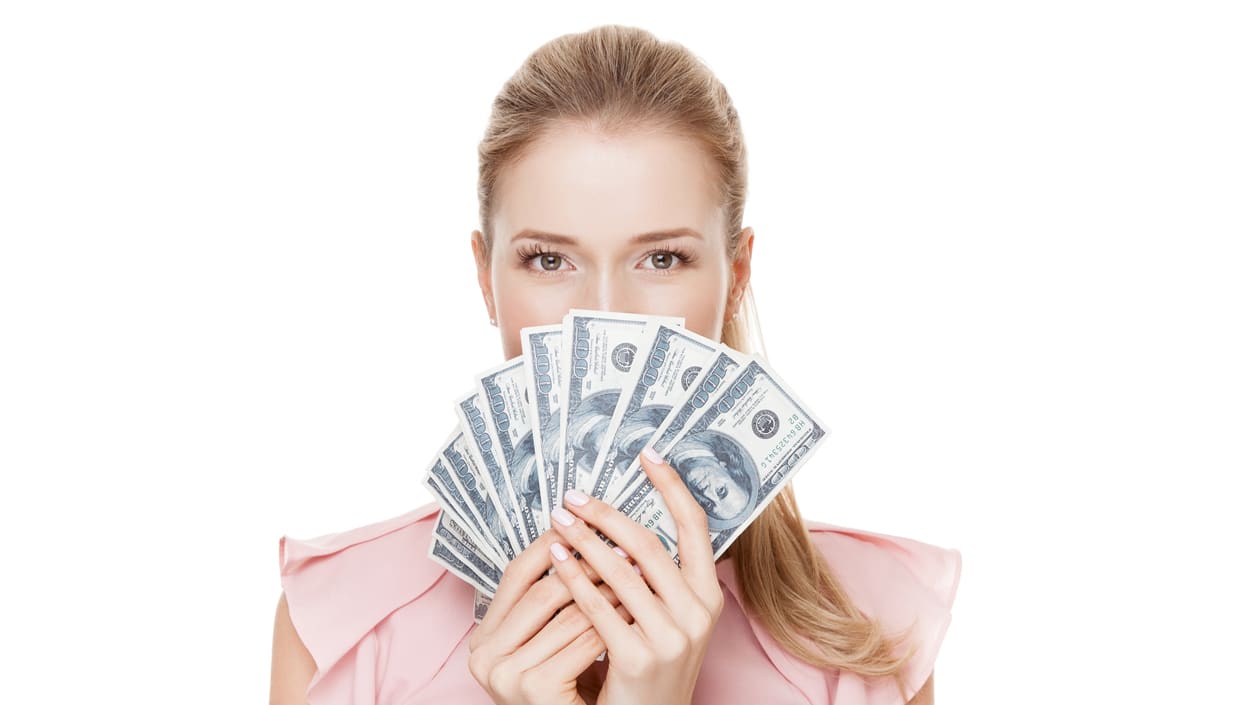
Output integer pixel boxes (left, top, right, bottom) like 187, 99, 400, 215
580, 271, 633, 312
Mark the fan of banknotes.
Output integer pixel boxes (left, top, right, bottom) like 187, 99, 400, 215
422, 309, 829, 612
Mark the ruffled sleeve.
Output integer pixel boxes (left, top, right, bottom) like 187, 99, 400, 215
277, 502, 473, 705
805, 520, 962, 705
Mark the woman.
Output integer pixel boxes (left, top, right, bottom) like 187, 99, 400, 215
271, 24, 960, 705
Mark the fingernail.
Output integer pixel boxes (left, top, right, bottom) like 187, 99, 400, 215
612, 546, 629, 559
551, 506, 576, 526
550, 543, 570, 561
642, 445, 664, 465
565, 488, 589, 506
633, 564, 642, 575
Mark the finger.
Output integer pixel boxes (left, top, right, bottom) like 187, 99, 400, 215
523, 627, 605, 689
549, 519, 662, 647
561, 483, 707, 622
549, 540, 642, 652
476, 530, 564, 634
477, 541, 612, 653
476, 529, 600, 637
479, 567, 599, 658
474, 562, 600, 660
504, 586, 629, 672
639, 445, 721, 608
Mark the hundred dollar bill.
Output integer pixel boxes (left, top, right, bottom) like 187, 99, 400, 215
454, 390, 528, 555
422, 428, 506, 566
608, 346, 750, 504
473, 589, 493, 624
433, 510, 503, 586
520, 324, 562, 532
558, 310, 682, 498
425, 474, 506, 570
588, 321, 720, 500
474, 357, 543, 544
423, 453, 478, 539
616, 357, 830, 562
440, 425, 520, 562
438, 502, 504, 571
430, 537, 496, 596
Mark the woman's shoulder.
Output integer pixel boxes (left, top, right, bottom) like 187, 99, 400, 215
803, 519, 962, 705
277, 501, 476, 705
710, 519, 959, 705
278, 501, 443, 582
803, 518, 962, 615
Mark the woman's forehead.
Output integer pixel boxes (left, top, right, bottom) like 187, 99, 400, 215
492, 125, 723, 246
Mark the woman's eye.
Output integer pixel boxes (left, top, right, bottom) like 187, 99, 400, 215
647, 252, 676, 269
517, 246, 570, 274
642, 249, 692, 271
637, 245, 697, 269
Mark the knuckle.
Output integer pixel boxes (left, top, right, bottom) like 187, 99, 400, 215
533, 575, 570, 608
709, 592, 725, 618
639, 531, 672, 564
573, 626, 602, 650
498, 559, 523, 586
518, 671, 548, 701
486, 665, 517, 695
686, 608, 715, 637
604, 557, 640, 587
467, 650, 486, 683
580, 558, 601, 581
534, 530, 561, 555
619, 652, 652, 679
553, 603, 590, 633
614, 525, 660, 559
656, 631, 691, 663
566, 525, 598, 553
584, 591, 618, 620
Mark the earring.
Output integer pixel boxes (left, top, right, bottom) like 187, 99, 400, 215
489, 317, 498, 327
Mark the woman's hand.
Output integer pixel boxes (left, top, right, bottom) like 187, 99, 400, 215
468, 529, 631, 705
547, 446, 724, 705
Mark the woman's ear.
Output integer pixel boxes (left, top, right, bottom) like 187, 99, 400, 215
471, 230, 497, 326
725, 227, 754, 320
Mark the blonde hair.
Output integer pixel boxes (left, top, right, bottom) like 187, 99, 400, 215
477, 24, 916, 699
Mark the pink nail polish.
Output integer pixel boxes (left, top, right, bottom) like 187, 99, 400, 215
550, 543, 570, 561
642, 445, 664, 465
565, 488, 589, 506
551, 506, 575, 526
612, 546, 629, 559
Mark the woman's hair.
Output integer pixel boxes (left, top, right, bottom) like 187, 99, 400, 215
476, 24, 917, 698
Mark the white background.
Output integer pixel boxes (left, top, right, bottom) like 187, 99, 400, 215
1, 1, 1250, 702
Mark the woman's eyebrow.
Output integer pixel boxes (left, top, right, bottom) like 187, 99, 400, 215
509, 228, 704, 246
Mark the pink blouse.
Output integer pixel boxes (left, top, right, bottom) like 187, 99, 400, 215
277, 502, 960, 705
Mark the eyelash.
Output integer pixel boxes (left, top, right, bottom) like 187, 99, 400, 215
516, 244, 695, 276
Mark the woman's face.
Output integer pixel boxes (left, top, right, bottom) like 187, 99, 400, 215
473, 123, 754, 360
